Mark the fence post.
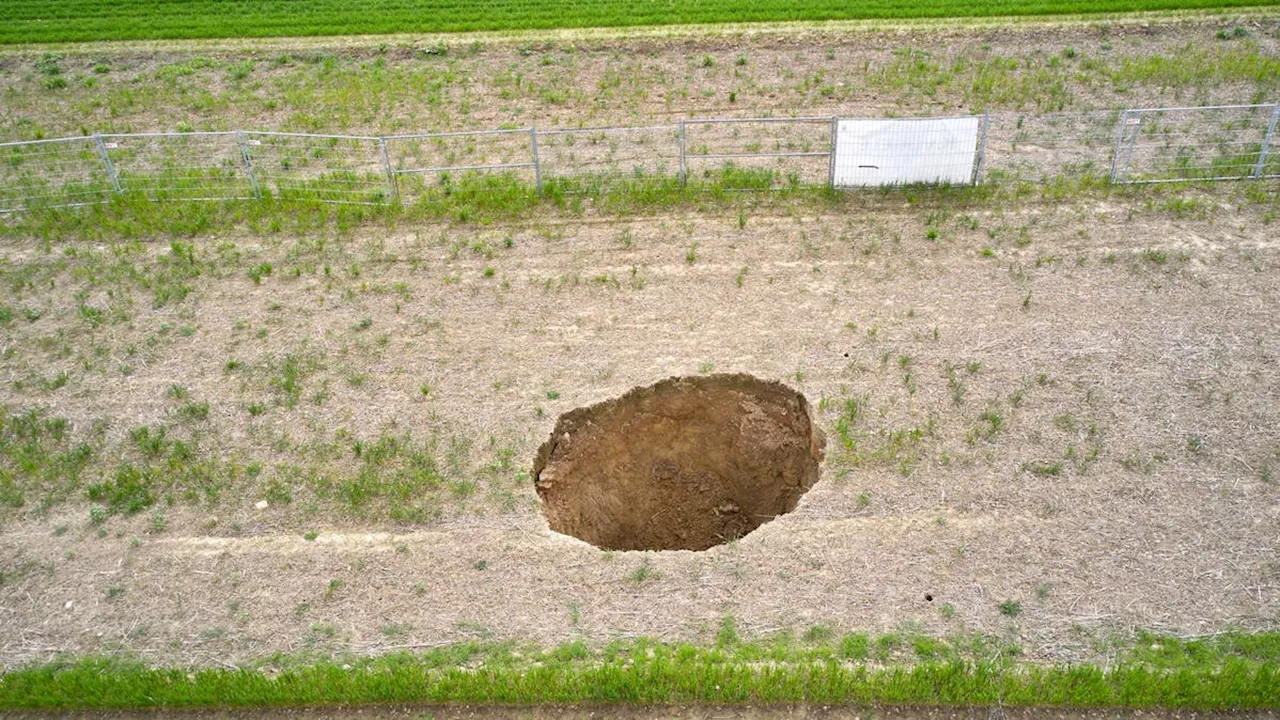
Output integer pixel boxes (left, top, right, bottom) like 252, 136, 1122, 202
972, 111, 990, 186
1118, 111, 1141, 183
1254, 103, 1280, 179
1108, 110, 1128, 184
93, 134, 122, 194
827, 117, 839, 189
378, 137, 399, 202
678, 121, 687, 185
529, 126, 542, 196
236, 131, 261, 199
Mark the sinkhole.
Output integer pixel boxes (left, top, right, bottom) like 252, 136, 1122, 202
532, 374, 825, 551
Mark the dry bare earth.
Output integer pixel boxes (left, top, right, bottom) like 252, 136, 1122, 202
1, 16, 1280, 673
1, 186, 1278, 669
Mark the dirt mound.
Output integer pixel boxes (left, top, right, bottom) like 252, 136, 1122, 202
532, 374, 825, 551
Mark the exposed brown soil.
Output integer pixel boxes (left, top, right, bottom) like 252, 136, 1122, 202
533, 374, 825, 551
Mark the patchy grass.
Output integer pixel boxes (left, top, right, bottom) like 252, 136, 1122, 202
1, 631, 1277, 709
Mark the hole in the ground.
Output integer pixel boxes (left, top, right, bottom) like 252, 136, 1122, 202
533, 374, 826, 551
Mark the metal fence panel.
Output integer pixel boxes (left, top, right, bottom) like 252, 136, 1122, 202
384, 129, 536, 203
0, 137, 112, 213
1259, 104, 1280, 178
2, 103, 1278, 213
833, 116, 982, 187
983, 110, 1119, 184
683, 117, 834, 187
101, 132, 255, 202
1111, 104, 1279, 184
246, 132, 390, 204
537, 125, 680, 187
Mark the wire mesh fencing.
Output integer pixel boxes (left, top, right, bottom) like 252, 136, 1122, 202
538, 125, 680, 189
245, 133, 391, 204
682, 117, 834, 188
0, 137, 113, 213
0, 101, 1276, 215
1110, 104, 1280, 184
101, 132, 256, 202
983, 110, 1120, 184
385, 128, 538, 203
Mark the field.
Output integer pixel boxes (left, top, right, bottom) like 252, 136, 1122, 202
4, 0, 1280, 44
2, 12, 1280, 712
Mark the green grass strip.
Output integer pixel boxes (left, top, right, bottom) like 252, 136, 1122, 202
2, 169, 1278, 247
2, 644, 1278, 710
0, 170, 1070, 243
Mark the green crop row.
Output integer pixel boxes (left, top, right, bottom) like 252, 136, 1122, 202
3, 0, 1279, 44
